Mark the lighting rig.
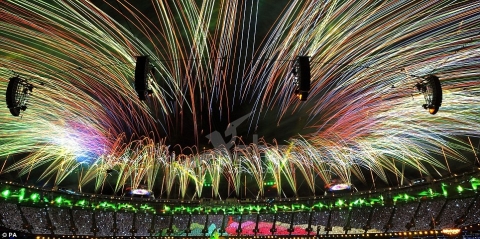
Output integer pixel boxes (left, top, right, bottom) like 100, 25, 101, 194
134, 55, 154, 101
292, 56, 311, 101
415, 74, 442, 115
5, 76, 37, 116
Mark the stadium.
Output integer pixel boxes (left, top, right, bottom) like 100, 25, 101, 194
1, 1, 480, 238
1, 171, 480, 238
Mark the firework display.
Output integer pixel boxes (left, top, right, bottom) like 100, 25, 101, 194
1, 1, 480, 199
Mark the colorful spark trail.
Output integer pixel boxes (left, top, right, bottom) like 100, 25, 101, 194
1, 1, 480, 198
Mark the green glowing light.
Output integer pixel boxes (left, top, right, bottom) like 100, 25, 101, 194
76, 200, 86, 206
441, 183, 448, 196
55, 196, 63, 204
1, 190, 10, 198
30, 193, 40, 202
471, 178, 480, 190
457, 185, 463, 193
18, 189, 25, 201
140, 204, 154, 211
118, 203, 135, 211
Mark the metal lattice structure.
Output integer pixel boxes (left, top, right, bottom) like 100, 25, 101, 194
5, 76, 33, 116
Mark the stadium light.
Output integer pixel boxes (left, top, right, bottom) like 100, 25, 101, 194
471, 178, 480, 190
416, 75, 442, 115
55, 196, 63, 204
76, 199, 86, 207
30, 193, 40, 202
1, 189, 10, 198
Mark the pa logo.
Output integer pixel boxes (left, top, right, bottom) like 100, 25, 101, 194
205, 112, 252, 149
1, 232, 17, 238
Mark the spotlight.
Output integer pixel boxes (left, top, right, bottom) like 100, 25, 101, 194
5, 76, 35, 116
415, 74, 442, 115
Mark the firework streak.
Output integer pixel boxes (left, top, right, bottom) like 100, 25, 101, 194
1, 1, 480, 198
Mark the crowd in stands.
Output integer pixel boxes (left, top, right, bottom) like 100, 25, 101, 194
367, 206, 394, 233
411, 199, 446, 231
116, 212, 134, 236
291, 212, 310, 235
0, 202, 28, 233
311, 211, 329, 234
189, 214, 207, 236
275, 212, 291, 231
1, 195, 479, 237
47, 207, 73, 235
172, 214, 190, 235
20, 206, 50, 234
256, 214, 274, 236
388, 202, 418, 232
461, 195, 480, 227
71, 210, 93, 235
329, 210, 349, 234
95, 211, 114, 236
239, 214, 257, 236
437, 197, 473, 229
348, 207, 371, 234
135, 213, 153, 236
152, 215, 170, 236
206, 214, 225, 236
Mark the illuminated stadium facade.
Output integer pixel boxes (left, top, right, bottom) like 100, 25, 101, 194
2, 0, 480, 238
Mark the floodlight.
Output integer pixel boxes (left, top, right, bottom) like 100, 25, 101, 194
416, 75, 442, 115
5, 76, 34, 116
